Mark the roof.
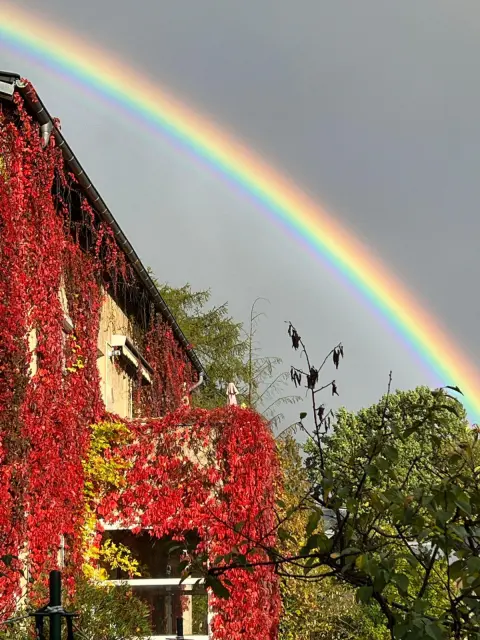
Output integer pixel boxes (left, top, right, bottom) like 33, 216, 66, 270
0, 72, 205, 379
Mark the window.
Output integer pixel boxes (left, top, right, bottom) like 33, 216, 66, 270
101, 529, 210, 639
27, 280, 74, 380
110, 335, 153, 385
59, 280, 74, 376
104, 336, 153, 419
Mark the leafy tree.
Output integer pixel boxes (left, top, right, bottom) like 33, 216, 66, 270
207, 324, 480, 640
156, 280, 249, 408
151, 275, 299, 420
277, 436, 388, 640
309, 386, 468, 492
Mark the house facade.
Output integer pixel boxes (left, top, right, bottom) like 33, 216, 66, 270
0, 74, 280, 640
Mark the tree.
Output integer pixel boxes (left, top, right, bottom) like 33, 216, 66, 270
156, 280, 249, 408
151, 276, 299, 421
66, 578, 151, 640
277, 436, 388, 640
241, 298, 299, 428
207, 323, 480, 640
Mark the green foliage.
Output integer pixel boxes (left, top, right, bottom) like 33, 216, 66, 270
150, 276, 299, 420
153, 279, 250, 408
299, 385, 480, 639
197, 318, 480, 639
314, 386, 468, 492
277, 436, 389, 640
66, 578, 151, 640
82, 420, 140, 579
0, 579, 150, 640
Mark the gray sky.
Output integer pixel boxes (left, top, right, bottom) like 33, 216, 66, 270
1, 0, 479, 427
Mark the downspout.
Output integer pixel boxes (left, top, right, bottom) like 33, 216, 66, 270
189, 371, 205, 394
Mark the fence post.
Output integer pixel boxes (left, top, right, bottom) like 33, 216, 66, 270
49, 570, 62, 640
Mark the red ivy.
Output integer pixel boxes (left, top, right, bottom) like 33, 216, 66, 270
98, 406, 281, 640
0, 90, 280, 637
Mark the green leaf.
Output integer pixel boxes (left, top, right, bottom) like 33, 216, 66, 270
467, 556, 480, 574
278, 527, 293, 543
373, 570, 388, 593
393, 573, 409, 594
299, 412, 307, 420
178, 560, 190, 571
356, 554, 369, 571
448, 453, 463, 466
306, 510, 321, 536
233, 520, 246, 533
414, 598, 428, 614
393, 622, 409, 638
366, 464, 379, 479
449, 525, 467, 540
340, 547, 361, 558
0, 554, 14, 567
384, 445, 399, 462
302, 533, 326, 553
445, 385, 463, 396
435, 510, 451, 526
454, 492, 471, 515
356, 586, 373, 604
425, 622, 446, 640
234, 554, 247, 566
405, 554, 420, 569
206, 575, 231, 600
376, 457, 390, 471
449, 559, 464, 580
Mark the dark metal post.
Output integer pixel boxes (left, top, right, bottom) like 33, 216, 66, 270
49, 570, 62, 640
176, 616, 184, 639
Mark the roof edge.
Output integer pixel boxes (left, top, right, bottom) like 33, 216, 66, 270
3, 75, 205, 378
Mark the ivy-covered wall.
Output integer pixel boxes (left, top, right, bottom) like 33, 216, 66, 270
0, 89, 280, 638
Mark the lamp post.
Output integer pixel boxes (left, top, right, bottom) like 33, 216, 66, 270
49, 571, 62, 640
32, 570, 77, 640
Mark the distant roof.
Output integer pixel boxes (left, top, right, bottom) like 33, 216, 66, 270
0, 72, 205, 378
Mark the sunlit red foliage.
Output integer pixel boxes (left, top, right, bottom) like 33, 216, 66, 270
0, 89, 280, 638
98, 406, 281, 640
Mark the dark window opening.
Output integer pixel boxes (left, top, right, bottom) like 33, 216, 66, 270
100, 530, 202, 580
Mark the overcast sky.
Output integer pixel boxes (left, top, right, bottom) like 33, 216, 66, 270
1, 0, 479, 428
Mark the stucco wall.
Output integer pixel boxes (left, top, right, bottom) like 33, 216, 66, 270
97, 291, 135, 419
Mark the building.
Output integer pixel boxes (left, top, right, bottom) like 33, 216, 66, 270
0, 73, 279, 640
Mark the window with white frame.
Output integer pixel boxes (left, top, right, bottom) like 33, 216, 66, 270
105, 335, 153, 419
100, 528, 210, 639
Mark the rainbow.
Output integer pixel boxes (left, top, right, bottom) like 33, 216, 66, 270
1, 3, 479, 418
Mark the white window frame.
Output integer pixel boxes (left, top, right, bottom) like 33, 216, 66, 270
105, 341, 115, 410
110, 335, 153, 385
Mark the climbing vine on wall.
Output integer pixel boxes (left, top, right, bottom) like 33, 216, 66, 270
0, 87, 280, 638
96, 405, 281, 640
0, 90, 194, 609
